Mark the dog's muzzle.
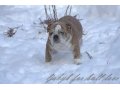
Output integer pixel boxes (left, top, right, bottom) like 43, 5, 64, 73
53, 35, 59, 43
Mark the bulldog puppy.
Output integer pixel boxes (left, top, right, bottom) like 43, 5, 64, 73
45, 15, 83, 65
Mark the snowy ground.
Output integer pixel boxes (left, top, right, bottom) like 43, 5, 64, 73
0, 6, 120, 84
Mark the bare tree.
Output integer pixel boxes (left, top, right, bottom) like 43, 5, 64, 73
40, 5, 73, 29
52, 5, 58, 21
43, 5, 58, 24
64, 5, 72, 16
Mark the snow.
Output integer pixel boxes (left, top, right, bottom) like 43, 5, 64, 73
0, 5, 120, 84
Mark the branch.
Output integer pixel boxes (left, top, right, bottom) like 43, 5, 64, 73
69, 6, 72, 15
44, 5, 50, 20
85, 51, 93, 59
64, 5, 72, 16
49, 5, 53, 20
39, 18, 47, 29
8, 25, 23, 30
65, 5, 70, 16
52, 5, 58, 21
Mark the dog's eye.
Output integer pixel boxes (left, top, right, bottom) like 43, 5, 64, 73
50, 32, 53, 36
60, 32, 64, 35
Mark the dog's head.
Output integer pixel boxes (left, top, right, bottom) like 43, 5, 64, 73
47, 21, 72, 46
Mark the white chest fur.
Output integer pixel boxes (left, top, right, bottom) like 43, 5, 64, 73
52, 40, 72, 53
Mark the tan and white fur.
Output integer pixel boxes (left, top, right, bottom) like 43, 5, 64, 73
45, 15, 83, 65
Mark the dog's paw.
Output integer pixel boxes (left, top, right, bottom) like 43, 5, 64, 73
74, 59, 81, 65
45, 58, 52, 62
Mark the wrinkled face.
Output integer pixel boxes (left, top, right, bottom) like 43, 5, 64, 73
48, 23, 72, 47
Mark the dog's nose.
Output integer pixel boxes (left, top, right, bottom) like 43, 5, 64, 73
53, 35, 59, 42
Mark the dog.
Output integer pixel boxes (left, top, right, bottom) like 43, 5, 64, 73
45, 15, 83, 65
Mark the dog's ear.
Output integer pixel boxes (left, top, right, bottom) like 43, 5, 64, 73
66, 23, 73, 34
47, 23, 52, 32
66, 23, 71, 30
46, 20, 55, 32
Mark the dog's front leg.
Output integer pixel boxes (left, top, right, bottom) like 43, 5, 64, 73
73, 44, 81, 65
45, 41, 52, 62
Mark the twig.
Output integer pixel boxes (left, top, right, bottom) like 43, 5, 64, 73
65, 5, 70, 16
52, 5, 58, 21
8, 24, 23, 30
82, 29, 87, 35
82, 33, 87, 35
39, 18, 47, 29
99, 42, 105, 44
64, 5, 72, 16
3, 25, 23, 37
49, 5, 53, 20
85, 51, 93, 59
74, 14, 79, 17
69, 6, 72, 15
44, 5, 50, 20
4, 28, 17, 37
